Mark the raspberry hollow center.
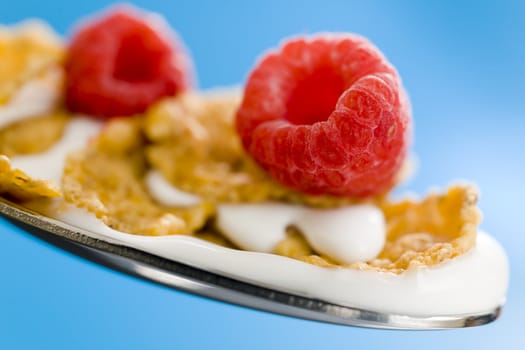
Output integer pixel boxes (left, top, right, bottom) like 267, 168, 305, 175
113, 33, 160, 82
284, 67, 345, 125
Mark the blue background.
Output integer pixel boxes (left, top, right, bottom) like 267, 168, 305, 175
1, 0, 524, 348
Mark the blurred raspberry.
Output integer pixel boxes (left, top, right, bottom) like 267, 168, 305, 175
65, 6, 193, 117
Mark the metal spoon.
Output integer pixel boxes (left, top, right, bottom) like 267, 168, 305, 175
0, 197, 501, 330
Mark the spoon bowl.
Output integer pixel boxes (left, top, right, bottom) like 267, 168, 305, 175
0, 197, 501, 330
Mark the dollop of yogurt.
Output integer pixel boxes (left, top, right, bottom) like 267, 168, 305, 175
217, 204, 302, 253
216, 203, 385, 264
295, 205, 386, 264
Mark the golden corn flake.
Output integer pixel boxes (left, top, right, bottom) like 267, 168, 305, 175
0, 111, 69, 157
0, 20, 64, 105
0, 155, 60, 200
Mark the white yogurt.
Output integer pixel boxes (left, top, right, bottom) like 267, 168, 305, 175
10, 117, 102, 184
216, 203, 301, 253
46, 204, 508, 317
296, 205, 386, 264
0, 68, 62, 129
215, 203, 385, 264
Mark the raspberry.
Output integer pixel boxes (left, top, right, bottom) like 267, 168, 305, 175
236, 35, 411, 197
65, 6, 193, 117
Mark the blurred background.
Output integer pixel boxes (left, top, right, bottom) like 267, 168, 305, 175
1, 0, 523, 348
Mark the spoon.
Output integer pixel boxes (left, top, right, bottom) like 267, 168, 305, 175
0, 197, 501, 330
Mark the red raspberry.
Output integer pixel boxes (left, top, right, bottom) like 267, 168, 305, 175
65, 6, 193, 117
236, 35, 411, 197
